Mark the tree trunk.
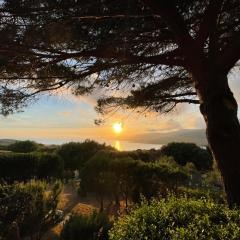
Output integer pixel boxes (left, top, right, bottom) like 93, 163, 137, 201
115, 195, 120, 207
7, 222, 21, 240
99, 195, 104, 212
197, 73, 240, 207
125, 195, 128, 210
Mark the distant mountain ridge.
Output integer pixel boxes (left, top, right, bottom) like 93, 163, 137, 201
0, 139, 18, 146
125, 129, 207, 146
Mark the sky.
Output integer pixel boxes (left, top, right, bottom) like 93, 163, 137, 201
0, 68, 239, 149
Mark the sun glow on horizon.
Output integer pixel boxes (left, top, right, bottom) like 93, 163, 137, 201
112, 122, 123, 134
114, 140, 122, 151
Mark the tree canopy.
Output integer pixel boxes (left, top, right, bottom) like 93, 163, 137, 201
0, 153, 64, 182
161, 142, 213, 171
57, 140, 112, 171
8, 140, 39, 153
0, 0, 238, 115
80, 150, 189, 209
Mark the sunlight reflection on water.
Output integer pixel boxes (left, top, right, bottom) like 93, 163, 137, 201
114, 140, 121, 151
113, 140, 160, 151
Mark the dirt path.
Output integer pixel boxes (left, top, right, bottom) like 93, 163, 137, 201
58, 183, 80, 214
41, 183, 98, 240
41, 183, 79, 239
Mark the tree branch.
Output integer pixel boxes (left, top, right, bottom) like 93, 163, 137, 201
196, 0, 223, 48
165, 98, 199, 104
143, 0, 195, 55
217, 33, 240, 73
35, 48, 185, 67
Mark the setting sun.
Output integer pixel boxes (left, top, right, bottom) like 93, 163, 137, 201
113, 122, 123, 134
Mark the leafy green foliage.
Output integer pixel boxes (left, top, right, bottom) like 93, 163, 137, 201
80, 151, 189, 208
161, 142, 213, 171
111, 149, 162, 163
8, 140, 39, 153
57, 140, 113, 171
0, 153, 64, 182
202, 161, 223, 189
132, 157, 189, 202
0, 145, 8, 151
175, 161, 225, 203
177, 187, 225, 204
60, 211, 111, 240
110, 196, 240, 240
80, 151, 117, 209
0, 180, 62, 240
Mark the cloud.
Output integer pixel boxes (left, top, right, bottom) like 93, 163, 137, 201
146, 119, 182, 132
181, 115, 205, 129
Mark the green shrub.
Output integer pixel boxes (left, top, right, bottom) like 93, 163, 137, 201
160, 142, 213, 171
8, 140, 39, 153
132, 157, 189, 202
202, 161, 223, 188
60, 211, 111, 240
0, 180, 62, 240
57, 140, 112, 171
177, 186, 225, 204
109, 196, 240, 240
80, 152, 189, 207
0, 153, 64, 182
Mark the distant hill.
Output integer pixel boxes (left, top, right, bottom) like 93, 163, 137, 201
125, 129, 207, 146
0, 139, 18, 146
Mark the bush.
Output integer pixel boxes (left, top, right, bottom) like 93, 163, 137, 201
177, 186, 225, 204
0, 153, 64, 182
80, 151, 189, 207
79, 151, 121, 209
0, 180, 62, 240
36, 153, 64, 179
57, 140, 112, 171
8, 140, 39, 153
160, 142, 213, 171
132, 157, 189, 202
109, 196, 240, 240
60, 211, 111, 240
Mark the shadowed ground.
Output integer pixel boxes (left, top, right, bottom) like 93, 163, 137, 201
41, 183, 97, 240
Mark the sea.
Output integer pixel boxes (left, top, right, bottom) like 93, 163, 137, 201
36, 138, 161, 151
